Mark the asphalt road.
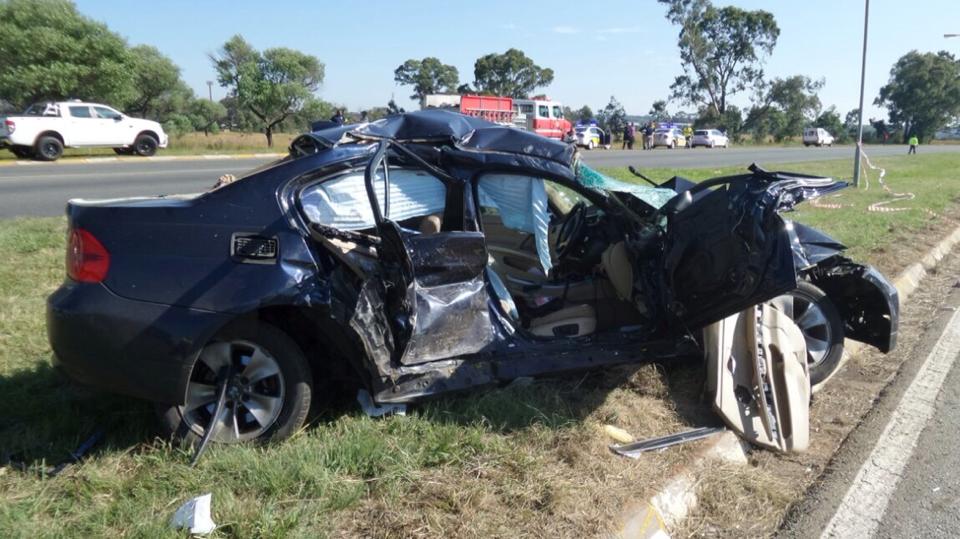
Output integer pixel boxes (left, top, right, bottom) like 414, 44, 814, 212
780, 251, 960, 538
1, 144, 958, 219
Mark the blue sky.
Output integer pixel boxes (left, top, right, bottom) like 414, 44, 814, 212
75, 0, 959, 120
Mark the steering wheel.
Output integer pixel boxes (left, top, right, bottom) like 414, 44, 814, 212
555, 201, 588, 259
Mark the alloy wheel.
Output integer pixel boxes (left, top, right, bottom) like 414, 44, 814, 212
181, 340, 286, 443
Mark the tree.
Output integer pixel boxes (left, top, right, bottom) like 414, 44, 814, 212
744, 75, 822, 141
596, 96, 627, 137
472, 48, 554, 98
575, 105, 594, 123
659, 0, 779, 115
695, 104, 743, 139
212, 35, 324, 146
387, 98, 405, 115
649, 100, 670, 121
0, 0, 136, 109
188, 98, 227, 135
125, 45, 183, 119
875, 50, 960, 142
815, 106, 847, 143
394, 57, 459, 102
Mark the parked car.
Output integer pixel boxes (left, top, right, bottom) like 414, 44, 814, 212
574, 125, 610, 149
803, 127, 835, 147
47, 110, 897, 446
653, 127, 686, 149
0, 100, 168, 161
690, 129, 729, 148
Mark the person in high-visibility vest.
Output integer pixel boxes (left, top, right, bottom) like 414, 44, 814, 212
683, 125, 693, 148
908, 134, 919, 154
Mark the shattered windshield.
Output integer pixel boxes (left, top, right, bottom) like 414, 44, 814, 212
576, 164, 675, 209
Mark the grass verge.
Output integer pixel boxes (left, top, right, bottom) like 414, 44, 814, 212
0, 153, 957, 537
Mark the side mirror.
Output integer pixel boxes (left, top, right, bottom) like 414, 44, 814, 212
659, 190, 693, 217
113, 115, 123, 122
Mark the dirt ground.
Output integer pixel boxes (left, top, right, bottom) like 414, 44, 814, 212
678, 208, 960, 538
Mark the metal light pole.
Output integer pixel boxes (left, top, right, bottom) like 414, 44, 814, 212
206, 81, 213, 101
853, 0, 870, 187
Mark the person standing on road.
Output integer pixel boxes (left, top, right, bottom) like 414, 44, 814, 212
330, 109, 345, 125
683, 124, 693, 149
908, 134, 919, 154
622, 123, 631, 149
645, 122, 655, 150
628, 122, 637, 149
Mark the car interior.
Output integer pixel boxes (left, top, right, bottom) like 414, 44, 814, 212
300, 162, 646, 342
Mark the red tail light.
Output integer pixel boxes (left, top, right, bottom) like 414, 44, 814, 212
67, 228, 110, 283
3, 119, 14, 133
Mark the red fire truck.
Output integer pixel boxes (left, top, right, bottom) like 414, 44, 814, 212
421, 94, 572, 141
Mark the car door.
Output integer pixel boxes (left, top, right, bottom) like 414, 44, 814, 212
364, 141, 496, 365
92, 106, 128, 145
658, 176, 800, 329
66, 105, 98, 145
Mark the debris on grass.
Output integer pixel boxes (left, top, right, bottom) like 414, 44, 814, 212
170, 493, 216, 535
357, 389, 407, 418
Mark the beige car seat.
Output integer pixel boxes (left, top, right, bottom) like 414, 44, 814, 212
529, 304, 597, 338
419, 214, 442, 235
602, 242, 634, 300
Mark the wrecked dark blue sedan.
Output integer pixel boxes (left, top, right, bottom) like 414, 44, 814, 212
47, 110, 897, 445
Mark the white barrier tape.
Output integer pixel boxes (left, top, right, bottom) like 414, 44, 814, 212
859, 143, 916, 213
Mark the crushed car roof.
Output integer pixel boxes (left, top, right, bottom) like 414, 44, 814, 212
309, 109, 576, 167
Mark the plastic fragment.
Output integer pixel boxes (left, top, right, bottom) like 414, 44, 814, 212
357, 389, 407, 417
170, 493, 216, 535
604, 424, 635, 444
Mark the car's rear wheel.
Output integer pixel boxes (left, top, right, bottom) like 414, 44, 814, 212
133, 134, 159, 156
157, 323, 313, 445
11, 145, 34, 159
34, 136, 63, 161
774, 281, 844, 386
587, 140, 595, 150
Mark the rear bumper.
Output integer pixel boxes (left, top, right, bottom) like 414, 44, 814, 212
47, 281, 233, 404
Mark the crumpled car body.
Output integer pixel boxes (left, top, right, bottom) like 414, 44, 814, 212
47, 110, 898, 412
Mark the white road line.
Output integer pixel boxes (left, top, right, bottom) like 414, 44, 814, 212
821, 306, 960, 538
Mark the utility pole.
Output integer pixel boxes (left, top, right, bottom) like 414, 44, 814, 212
206, 81, 213, 101
853, 0, 870, 187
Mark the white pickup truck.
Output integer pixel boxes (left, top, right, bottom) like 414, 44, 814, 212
0, 101, 168, 161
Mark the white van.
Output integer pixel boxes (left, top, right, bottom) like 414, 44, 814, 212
803, 128, 834, 147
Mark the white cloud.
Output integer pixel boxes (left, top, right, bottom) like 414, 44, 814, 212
552, 25, 580, 34
598, 26, 643, 34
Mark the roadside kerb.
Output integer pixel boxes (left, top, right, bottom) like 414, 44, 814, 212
612, 222, 960, 539
0, 152, 284, 167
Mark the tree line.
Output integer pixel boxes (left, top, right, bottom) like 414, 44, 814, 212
1, 0, 957, 147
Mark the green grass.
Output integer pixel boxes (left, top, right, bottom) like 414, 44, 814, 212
0, 153, 957, 537
598, 152, 960, 271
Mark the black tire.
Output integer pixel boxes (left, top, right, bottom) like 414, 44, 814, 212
776, 281, 844, 386
34, 136, 63, 161
10, 145, 33, 159
113, 147, 134, 156
156, 322, 313, 445
133, 134, 159, 157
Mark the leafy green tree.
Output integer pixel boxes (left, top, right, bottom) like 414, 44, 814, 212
745, 75, 822, 141
394, 57, 459, 102
649, 100, 670, 121
575, 105, 594, 123
814, 106, 848, 143
695, 104, 743, 139
212, 35, 325, 146
188, 99, 227, 135
0, 0, 136, 109
472, 49, 554, 98
875, 50, 960, 142
596, 96, 627, 136
387, 98, 405, 114
845, 108, 861, 129
125, 45, 183, 119
659, 0, 779, 115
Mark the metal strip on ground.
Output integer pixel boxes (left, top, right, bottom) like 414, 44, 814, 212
821, 306, 960, 538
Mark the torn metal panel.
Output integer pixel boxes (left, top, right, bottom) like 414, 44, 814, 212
400, 276, 497, 365
811, 257, 899, 353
